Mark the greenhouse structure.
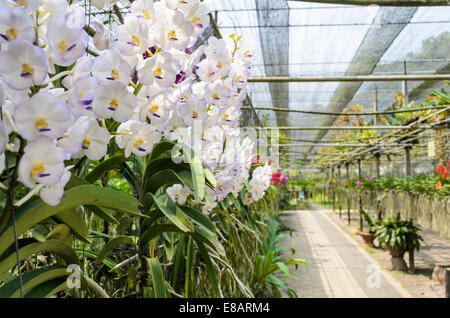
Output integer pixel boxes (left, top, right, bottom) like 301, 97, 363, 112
0, 0, 449, 303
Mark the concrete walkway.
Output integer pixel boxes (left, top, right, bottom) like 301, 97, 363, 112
281, 208, 411, 298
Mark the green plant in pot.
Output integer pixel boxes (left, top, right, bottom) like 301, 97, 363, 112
374, 214, 423, 271
358, 210, 378, 248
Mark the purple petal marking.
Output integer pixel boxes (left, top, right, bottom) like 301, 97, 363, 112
86, 106, 93, 110
193, 66, 199, 70
107, 107, 117, 111
38, 173, 51, 178
137, 147, 146, 152
20, 73, 33, 78
127, 41, 137, 46
155, 76, 163, 80
81, 99, 93, 105
169, 37, 178, 41
81, 145, 89, 150
152, 113, 160, 118
197, 24, 203, 28
137, 15, 144, 18
67, 43, 76, 51
192, 115, 198, 119
213, 97, 220, 100
0, 34, 8, 41
39, 128, 51, 132
106, 77, 115, 80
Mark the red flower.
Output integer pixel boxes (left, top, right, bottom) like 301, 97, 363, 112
271, 171, 282, 185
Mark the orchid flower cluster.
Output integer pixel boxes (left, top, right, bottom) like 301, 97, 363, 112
247, 162, 273, 204
0, 0, 256, 211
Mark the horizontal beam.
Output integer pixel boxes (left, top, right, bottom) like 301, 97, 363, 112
248, 74, 450, 83
277, 143, 418, 147
242, 105, 448, 116
257, 125, 438, 130
289, 0, 449, 6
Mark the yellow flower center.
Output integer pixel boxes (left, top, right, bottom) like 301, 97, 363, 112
216, 62, 223, 69
131, 35, 140, 46
109, 98, 119, 110
168, 30, 177, 40
111, 68, 120, 79
223, 113, 229, 121
21, 63, 34, 76
142, 9, 151, 19
149, 104, 159, 113
153, 66, 162, 78
133, 137, 144, 148
82, 136, 91, 149
31, 161, 45, 178
172, 124, 178, 130
212, 92, 219, 100
34, 116, 48, 131
57, 39, 68, 55
190, 17, 200, 24
192, 110, 198, 118
6, 28, 17, 40
235, 75, 242, 82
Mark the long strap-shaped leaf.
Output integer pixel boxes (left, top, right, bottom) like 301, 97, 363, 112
182, 144, 205, 200
149, 193, 194, 233
196, 241, 220, 297
0, 265, 69, 298
85, 155, 127, 183
0, 185, 145, 256
0, 239, 79, 277
146, 257, 168, 298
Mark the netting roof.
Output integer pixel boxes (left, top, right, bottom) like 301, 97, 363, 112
85, 0, 450, 166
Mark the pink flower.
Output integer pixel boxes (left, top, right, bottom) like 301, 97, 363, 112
365, 177, 371, 181
356, 181, 362, 186
341, 178, 347, 185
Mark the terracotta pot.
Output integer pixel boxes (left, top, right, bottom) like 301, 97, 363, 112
358, 232, 375, 248
386, 244, 407, 271
432, 264, 450, 284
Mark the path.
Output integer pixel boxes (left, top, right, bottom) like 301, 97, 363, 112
280, 207, 411, 298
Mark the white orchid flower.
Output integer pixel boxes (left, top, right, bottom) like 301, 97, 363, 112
117, 16, 151, 56
68, 75, 97, 110
93, 49, 131, 85
57, 116, 90, 155
18, 136, 66, 188
92, 21, 110, 52
166, 183, 190, 205
137, 51, 181, 88
177, 96, 208, 125
14, 91, 71, 141
0, 39, 48, 91
39, 165, 73, 206
154, 8, 193, 51
131, 0, 156, 24
0, 7, 35, 43
0, 119, 7, 153
204, 80, 230, 107
47, 17, 88, 66
93, 81, 137, 122
72, 118, 110, 161
124, 122, 161, 157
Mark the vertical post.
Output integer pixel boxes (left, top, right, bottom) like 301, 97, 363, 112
346, 163, 351, 225
358, 159, 363, 231
338, 166, 342, 218
405, 146, 412, 177
375, 153, 381, 179
446, 269, 450, 298
402, 61, 408, 105
331, 166, 335, 212
373, 90, 378, 126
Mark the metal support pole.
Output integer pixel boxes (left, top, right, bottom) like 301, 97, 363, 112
405, 146, 412, 176
358, 159, 363, 231
446, 269, 450, 298
403, 61, 408, 105
338, 166, 342, 218
374, 90, 378, 126
346, 163, 351, 225
331, 166, 335, 212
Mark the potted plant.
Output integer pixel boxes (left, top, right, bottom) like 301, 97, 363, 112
374, 214, 423, 271
358, 210, 378, 248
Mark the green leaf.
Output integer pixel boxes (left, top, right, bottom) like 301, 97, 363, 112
0, 239, 79, 278
149, 141, 175, 161
179, 206, 216, 234
24, 278, 69, 298
85, 155, 127, 183
204, 167, 216, 188
149, 193, 194, 233
95, 236, 136, 265
146, 257, 168, 298
144, 169, 188, 194
182, 144, 205, 200
196, 241, 220, 297
53, 208, 90, 243
0, 265, 69, 298
0, 185, 145, 256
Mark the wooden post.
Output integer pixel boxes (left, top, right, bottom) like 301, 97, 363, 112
405, 146, 412, 177
331, 166, 336, 212
346, 163, 351, 225
446, 269, 450, 298
375, 153, 381, 179
408, 218, 415, 273
338, 166, 342, 218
